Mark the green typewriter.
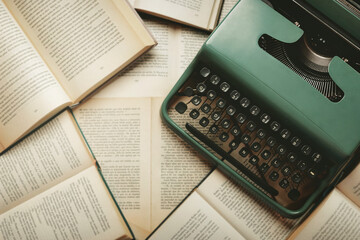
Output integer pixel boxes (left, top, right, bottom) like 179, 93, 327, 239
161, 0, 360, 218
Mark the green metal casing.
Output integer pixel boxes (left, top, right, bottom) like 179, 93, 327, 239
161, 0, 360, 217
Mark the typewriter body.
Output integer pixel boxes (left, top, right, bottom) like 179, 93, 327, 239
161, 0, 360, 218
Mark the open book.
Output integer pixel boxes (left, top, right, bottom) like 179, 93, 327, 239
0, 0, 156, 153
128, 0, 224, 31
72, 97, 213, 239
0, 110, 133, 239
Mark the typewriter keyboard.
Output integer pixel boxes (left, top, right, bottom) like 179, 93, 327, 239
168, 66, 330, 209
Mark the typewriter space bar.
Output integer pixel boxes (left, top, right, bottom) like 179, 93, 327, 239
186, 123, 278, 196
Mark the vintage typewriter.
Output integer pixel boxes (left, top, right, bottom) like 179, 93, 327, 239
161, 0, 360, 218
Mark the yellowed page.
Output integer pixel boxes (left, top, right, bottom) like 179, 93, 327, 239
219, 0, 239, 22
95, 17, 207, 98
197, 169, 301, 240
150, 97, 212, 229
0, 166, 131, 240
134, 0, 217, 30
72, 98, 152, 233
337, 163, 360, 207
290, 189, 360, 240
149, 191, 245, 239
0, 2, 71, 150
4, 0, 154, 102
0, 111, 94, 214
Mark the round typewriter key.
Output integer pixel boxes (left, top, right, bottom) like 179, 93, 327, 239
290, 137, 301, 147
236, 113, 247, 124
311, 152, 322, 163
207, 90, 217, 100
297, 160, 308, 171
216, 98, 226, 108
200, 67, 210, 77
175, 102, 187, 114
189, 109, 200, 119
292, 173, 302, 183
199, 117, 209, 127
261, 150, 271, 160
269, 171, 279, 181
239, 147, 249, 157
281, 166, 291, 176
260, 163, 270, 174
226, 105, 236, 116
270, 121, 280, 132
219, 132, 229, 142
246, 121, 256, 132
288, 189, 300, 201
210, 75, 220, 85
209, 125, 219, 134
250, 105, 260, 116
279, 179, 289, 189
230, 90, 240, 100
241, 134, 251, 144
251, 142, 261, 152
249, 156, 259, 165
220, 119, 231, 129
308, 168, 319, 178
260, 113, 271, 124
301, 145, 312, 156
220, 82, 230, 92
196, 83, 207, 93
191, 96, 202, 106
271, 158, 281, 168
280, 129, 291, 139
211, 111, 221, 121
256, 129, 266, 139
240, 97, 250, 108
183, 87, 194, 97
230, 125, 241, 137
287, 152, 297, 163
266, 137, 276, 147
200, 103, 211, 113
229, 140, 239, 150
276, 145, 286, 155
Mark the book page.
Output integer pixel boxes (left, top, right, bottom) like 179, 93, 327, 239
151, 98, 212, 229
149, 191, 245, 240
0, 166, 132, 240
94, 17, 207, 98
0, 2, 71, 150
337, 163, 360, 207
197, 169, 300, 240
134, 0, 217, 30
290, 188, 360, 240
219, 0, 239, 22
72, 98, 152, 233
4, 0, 154, 102
0, 111, 94, 214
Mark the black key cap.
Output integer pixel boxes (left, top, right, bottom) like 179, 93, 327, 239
269, 171, 279, 181
261, 150, 271, 160
229, 140, 239, 150
240, 97, 250, 108
279, 179, 289, 189
256, 129, 266, 139
266, 137, 276, 147
287, 152, 297, 163
249, 155, 259, 165
288, 189, 300, 201
209, 125, 219, 134
230, 125, 241, 137
260, 113, 271, 124
191, 96, 202, 106
220, 82, 230, 92
219, 132, 229, 142
221, 119, 231, 129
250, 105, 260, 116
308, 168, 319, 178
236, 113, 247, 124
280, 129, 291, 139
189, 109, 200, 119
200, 67, 210, 77
251, 142, 261, 152
246, 121, 256, 132
196, 83, 207, 93
282, 166, 291, 176
260, 163, 270, 174
210, 75, 220, 85
216, 98, 226, 108
184, 87, 194, 97
211, 111, 221, 121
175, 102, 187, 114
270, 121, 280, 132
201, 103, 211, 113
207, 90, 217, 100
292, 173, 302, 183
239, 147, 250, 157
297, 160, 308, 171
241, 134, 251, 144
226, 105, 236, 116
199, 117, 209, 127
230, 90, 240, 100
301, 145, 312, 156
277, 145, 286, 155
271, 158, 281, 168
290, 137, 301, 147
312, 153, 322, 163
